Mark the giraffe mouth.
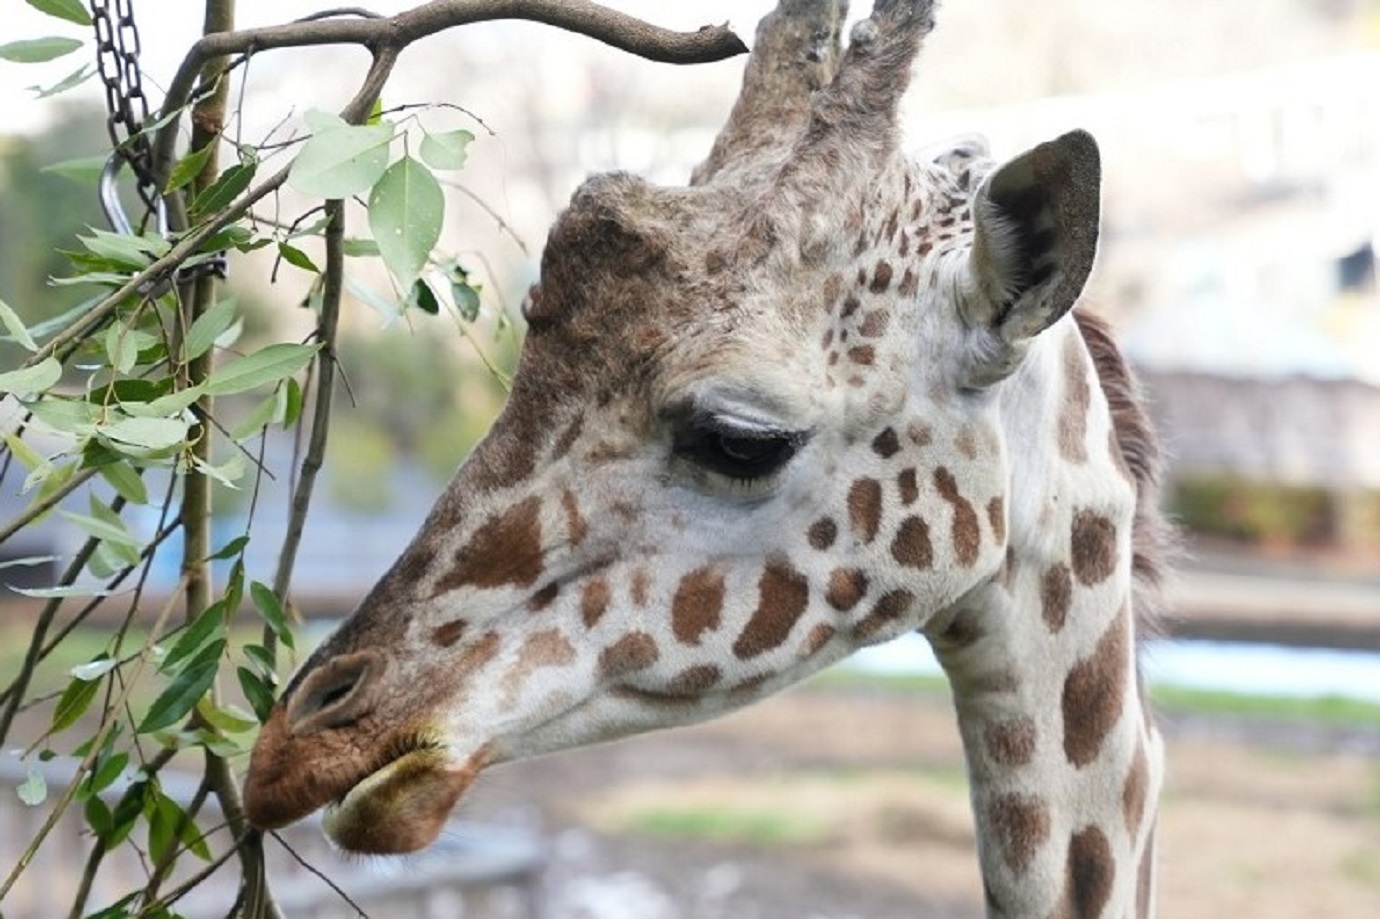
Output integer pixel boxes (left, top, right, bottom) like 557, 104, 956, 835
321, 738, 488, 855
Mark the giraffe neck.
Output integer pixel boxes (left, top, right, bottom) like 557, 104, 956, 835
929, 323, 1162, 918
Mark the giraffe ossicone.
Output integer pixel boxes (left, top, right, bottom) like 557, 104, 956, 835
245, 1, 1168, 915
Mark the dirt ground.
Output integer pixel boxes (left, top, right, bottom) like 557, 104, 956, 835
461, 685, 1380, 919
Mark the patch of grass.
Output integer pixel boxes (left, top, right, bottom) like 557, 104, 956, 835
1150, 685, 1380, 726
1340, 849, 1380, 889
808, 667, 951, 696
621, 806, 830, 846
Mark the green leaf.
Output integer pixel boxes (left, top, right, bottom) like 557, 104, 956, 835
230, 392, 278, 441
196, 698, 258, 735
0, 36, 83, 63
0, 297, 38, 351
241, 643, 276, 678
104, 323, 139, 374
250, 582, 294, 650
420, 128, 474, 171
368, 155, 443, 291
28, 62, 93, 98
138, 640, 224, 734
17, 768, 47, 806
287, 120, 394, 199
237, 666, 276, 723
41, 154, 106, 183
161, 599, 228, 675
70, 657, 117, 681
28, 394, 100, 434
342, 237, 380, 258
84, 795, 113, 836
206, 342, 320, 396
280, 377, 304, 427
0, 356, 62, 395
453, 280, 481, 322
26, 0, 91, 26
411, 278, 441, 315
189, 157, 258, 218
4, 431, 47, 473
97, 415, 191, 452
51, 674, 101, 733
120, 384, 206, 419
165, 140, 217, 194
77, 229, 166, 269
183, 298, 238, 361
210, 534, 249, 561
277, 241, 320, 274
99, 461, 149, 505
82, 751, 130, 799
13, 584, 110, 599
59, 508, 141, 550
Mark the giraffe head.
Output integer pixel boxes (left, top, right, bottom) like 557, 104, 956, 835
244, 0, 1104, 855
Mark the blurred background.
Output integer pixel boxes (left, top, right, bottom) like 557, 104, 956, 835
2, 1, 1378, 917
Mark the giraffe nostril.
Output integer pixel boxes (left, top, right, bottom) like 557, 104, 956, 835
286, 650, 384, 736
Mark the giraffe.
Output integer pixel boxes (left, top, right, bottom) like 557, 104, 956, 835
244, 0, 1170, 915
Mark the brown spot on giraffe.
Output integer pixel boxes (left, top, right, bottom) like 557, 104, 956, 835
561, 491, 587, 546
808, 517, 838, 550
823, 272, 842, 305
671, 566, 725, 645
1059, 332, 1092, 464
847, 479, 883, 544
907, 421, 932, 447
898, 266, 918, 296
897, 468, 919, 505
431, 620, 466, 648
667, 664, 721, 697
859, 310, 890, 338
954, 428, 978, 460
891, 516, 933, 569
733, 556, 810, 659
987, 496, 1006, 544
1041, 564, 1073, 632
871, 427, 901, 458
1062, 605, 1131, 767
801, 623, 835, 657
1123, 738, 1150, 840
630, 567, 650, 607
501, 628, 577, 703
988, 793, 1050, 876
1056, 826, 1116, 918
551, 416, 584, 462
580, 578, 610, 629
869, 260, 894, 293
432, 497, 543, 596
825, 568, 868, 611
1071, 510, 1119, 585
840, 295, 861, 318
933, 468, 981, 567
852, 589, 913, 641
528, 582, 559, 612
599, 631, 659, 680
984, 716, 1037, 768
820, 328, 834, 350
848, 345, 875, 365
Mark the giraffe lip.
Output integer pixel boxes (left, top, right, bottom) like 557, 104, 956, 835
322, 741, 488, 855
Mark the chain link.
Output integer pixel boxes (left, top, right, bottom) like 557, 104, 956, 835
91, 0, 162, 225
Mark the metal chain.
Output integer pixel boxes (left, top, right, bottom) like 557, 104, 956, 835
91, 0, 162, 225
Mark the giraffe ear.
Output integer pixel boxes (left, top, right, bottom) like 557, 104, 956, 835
958, 130, 1101, 387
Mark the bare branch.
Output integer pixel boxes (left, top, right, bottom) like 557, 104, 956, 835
153, 0, 745, 182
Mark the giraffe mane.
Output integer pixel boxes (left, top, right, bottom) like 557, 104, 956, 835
1072, 308, 1177, 639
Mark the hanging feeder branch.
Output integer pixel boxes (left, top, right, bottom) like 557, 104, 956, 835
153, 0, 747, 182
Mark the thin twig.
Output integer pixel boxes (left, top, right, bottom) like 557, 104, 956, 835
271, 831, 370, 917
268, 198, 345, 659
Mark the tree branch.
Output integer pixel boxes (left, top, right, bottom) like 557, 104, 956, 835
153, 0, 745, 182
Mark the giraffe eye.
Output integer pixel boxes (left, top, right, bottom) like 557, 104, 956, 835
673, 415, 806, 482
